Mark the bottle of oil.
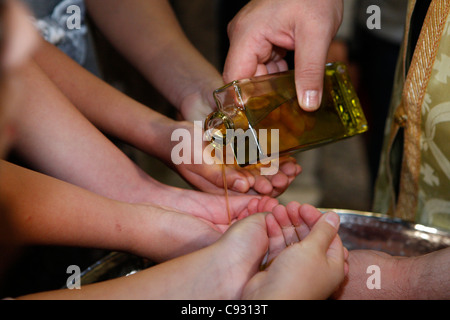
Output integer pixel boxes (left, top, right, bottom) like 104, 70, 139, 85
204, 62, 368, 167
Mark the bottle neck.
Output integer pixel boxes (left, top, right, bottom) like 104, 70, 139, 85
204, 111, 234, 147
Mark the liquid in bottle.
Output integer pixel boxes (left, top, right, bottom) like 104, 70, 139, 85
204, 62, 368, 167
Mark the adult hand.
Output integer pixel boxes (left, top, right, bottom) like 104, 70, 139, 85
224, 0, 343, 111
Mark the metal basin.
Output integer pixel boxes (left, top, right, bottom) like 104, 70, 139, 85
333, 209, 450, 256
80, 210, 450, 284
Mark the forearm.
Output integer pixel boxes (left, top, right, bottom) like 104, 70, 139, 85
334, 249, 450, 300
32, 39, 176, 159
0, 161, 148, 253
17, 243, 224, 300
0, 161, 221, 263
85, 0, 222, 115
13, 59, 169, 203
406, 247, 450, 299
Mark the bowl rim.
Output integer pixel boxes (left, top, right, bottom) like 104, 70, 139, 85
321, 208, 450, 237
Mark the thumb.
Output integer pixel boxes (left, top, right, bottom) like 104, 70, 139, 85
294, 26, 333, 112
304, 211, 341, 253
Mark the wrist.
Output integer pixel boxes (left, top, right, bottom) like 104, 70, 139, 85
387, 256, 420, 299
132, 110, 178, 162
404, 249, 449, 299
179, 90, 216, 122
177, 74, 223, 121
118, 203, 163, 259
152, 119, 191, 166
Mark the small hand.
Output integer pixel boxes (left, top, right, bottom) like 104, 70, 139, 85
242, 203, 348, 300
171, 121, 301, 197
132, 195, 279, 262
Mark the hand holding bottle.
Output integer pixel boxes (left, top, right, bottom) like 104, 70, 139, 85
223, 0, 343, 111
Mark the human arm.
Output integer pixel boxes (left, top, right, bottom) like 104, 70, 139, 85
0, 159, 282, 263
223, 0, 343, 111
13, 58, 288, 221
16, 203, 346, 300
12, 58, 165, 204
0, 160, 219, 262
332, 248, 450, 300
85, 0, 222, 122
30, 40, 301, 197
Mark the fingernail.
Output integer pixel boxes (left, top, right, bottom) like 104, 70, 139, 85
302, 90, 320, 111
232, 179, 247, 192
325, 212, 339, 228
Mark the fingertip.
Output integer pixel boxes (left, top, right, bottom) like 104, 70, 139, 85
254, 175, 273, 195
241, 169, 256, 187
273, 203, 287, 214
248, 198, 260, 215
324, 211, 340, 229
265, 213, 282, 237
231, 179, 249, 193
298, 89, 322, 111
272, 204, 290, 227
276, 58, 289, 72
223, 167, 250, 193
298, 203, 322, 228
261, 196, 279, 212
286, 201, 302, 221
279, 160, 297, 176
305, 211, 340, 252
286, 202, 306, 235
295, 164, 302, 176
270, 172, 289, 189
286, 201, 301, 211
293, 44, 327, 112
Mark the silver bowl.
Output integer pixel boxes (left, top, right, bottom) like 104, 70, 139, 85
80, 210, 450, 284
332, 209, 450, 256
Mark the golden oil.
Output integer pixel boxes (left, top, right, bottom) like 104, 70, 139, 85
204, 62, 368, 167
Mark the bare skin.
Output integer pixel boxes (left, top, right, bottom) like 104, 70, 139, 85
224, 0, 343, 111
16, 204, 348, 300
332, 248, 450, 300
0, 160, 280, 262
243, 203, 349, 299
21, 39, 301, 200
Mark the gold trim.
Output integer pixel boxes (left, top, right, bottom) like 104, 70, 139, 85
397, 0, 450, 222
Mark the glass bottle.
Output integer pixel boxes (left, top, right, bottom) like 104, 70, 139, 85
204, 62, 368, 167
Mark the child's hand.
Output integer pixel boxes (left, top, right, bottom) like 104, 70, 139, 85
242, 203, 349, 300
169, 121, 301, 197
